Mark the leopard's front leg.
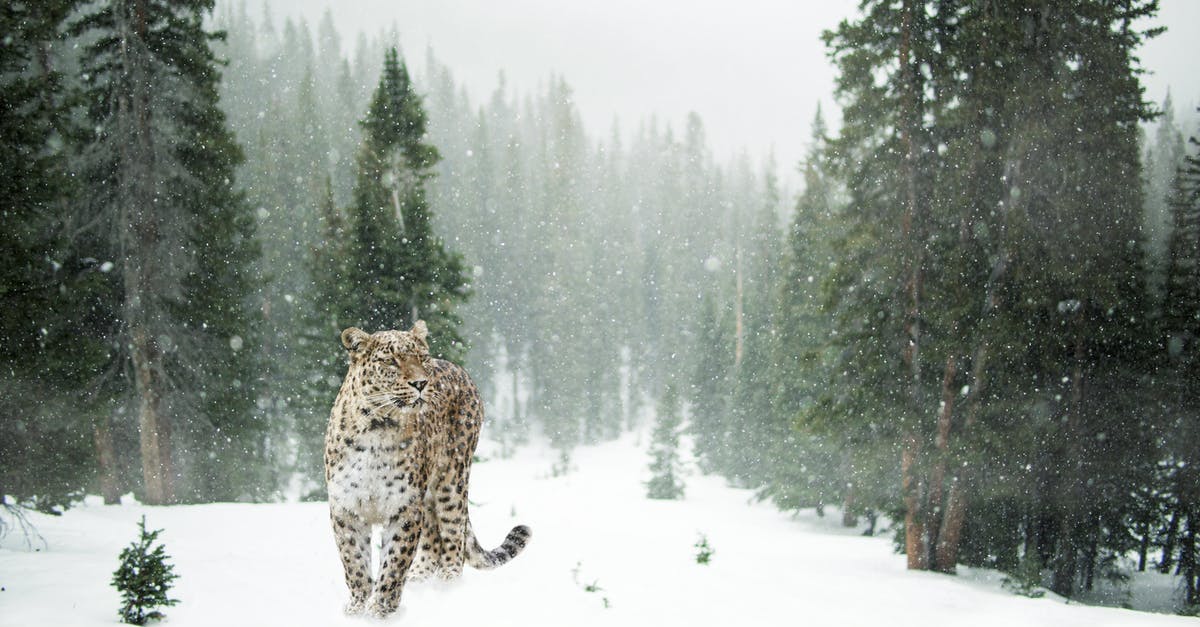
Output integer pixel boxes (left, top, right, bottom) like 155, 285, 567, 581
369, 501, 424, 617
432, 477, 469, 579
330, 508, 372, 615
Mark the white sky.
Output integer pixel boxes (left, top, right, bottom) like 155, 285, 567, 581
276, 0, 1200, 181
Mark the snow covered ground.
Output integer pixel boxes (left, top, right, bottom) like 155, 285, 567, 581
1, 433, 1194, 626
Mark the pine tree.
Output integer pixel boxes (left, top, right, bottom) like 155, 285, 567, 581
820, 0, 947, 570
293, 178, 353, 493
818, 0, 1161, 582
646, 382, 685, 500
762, 106, 849, 515
0, 0, 124, 511
1163, 114, 1200, 375
346, 47, 469, 361
1145, 93, 1187, 294
726, 163, 784, 487
112, 516, 179, 625
74, 0, 264, 504
689, 293, 730, 474
1160, 112, 1200, 606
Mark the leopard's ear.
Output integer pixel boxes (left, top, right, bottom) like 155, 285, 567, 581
341, 327, 369, 352
411, 319, 428, 342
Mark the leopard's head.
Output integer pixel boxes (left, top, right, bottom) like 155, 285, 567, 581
341, 320, 432, 409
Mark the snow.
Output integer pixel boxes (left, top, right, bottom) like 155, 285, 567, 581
1, 434, 1193, 626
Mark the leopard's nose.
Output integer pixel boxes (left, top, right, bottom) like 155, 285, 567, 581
409, 379, 427, 392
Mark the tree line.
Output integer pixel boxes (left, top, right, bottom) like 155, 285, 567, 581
4, 0, 1200, 610
2, 0, 779, 509
687, 0, 1200, 607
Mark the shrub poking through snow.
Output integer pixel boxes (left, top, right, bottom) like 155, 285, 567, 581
572, 561, 611, 608
695, 533, 714, 564
112, 516, 179, 625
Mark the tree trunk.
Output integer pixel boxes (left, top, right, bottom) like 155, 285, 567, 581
898, 0, 923, 404
1138, 520, 1150, 572
842, 486, 858, 527
93, 414, 121, 505
1052, 513, 1078, 597
903, 433, 929, 570
119, 0, 174, 505
864, 510, 878, 537
897, 0, 930, 573
935, 342, 990, 573
1183, 512, 1198, 606
133, 328, 173, 504
927, 354, 958, 569
1083, 528, 1097, 592
1161, 507, 1181, 574
1051, 325, 1086, 597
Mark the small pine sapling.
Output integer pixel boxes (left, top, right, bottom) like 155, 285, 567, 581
1001, 551, 1045, 599
694, 533, 714, 564
112, 516, 179, 625
645, 382, 685, 500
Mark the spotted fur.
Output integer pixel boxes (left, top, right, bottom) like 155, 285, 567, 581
325, 320, 531, 618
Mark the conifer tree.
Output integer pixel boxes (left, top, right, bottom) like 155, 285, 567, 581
1145, 93, 1186, 291
293, 178, 353, 492
112, 516, 179, 625
347, 47, 469, 361
75, 0, 263, 504
819, 0, 1160, 582
726, 165, 784, 487
1161, 113, 1200, 606
646, 382, 685, 500
690, 293, 730, 474
762, 106, 849, 515
0, 0, 112, 511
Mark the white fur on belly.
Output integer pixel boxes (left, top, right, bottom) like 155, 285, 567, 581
328, 431, 417, 524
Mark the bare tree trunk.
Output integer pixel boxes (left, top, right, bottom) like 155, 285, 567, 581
133, 329, 173, 504
1083, 529, 1098, 592
842, 485, 858, 527
118, 0, 174, 505
93, 415, 121, 505
1051, 326, 1086, 597
898, 0, 923, 403
927, 354, 958, 566
898, 0, 929, 572
903, 433, 929, 570
1183, 511, 1198, 606
1138, 519, 1150, 572
1162, 507, 1181, 574
935, 342, 990, 573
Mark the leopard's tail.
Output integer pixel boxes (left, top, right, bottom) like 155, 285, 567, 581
465, 521, 531, 570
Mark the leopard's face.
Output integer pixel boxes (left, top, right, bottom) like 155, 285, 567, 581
342, 321, 432, 409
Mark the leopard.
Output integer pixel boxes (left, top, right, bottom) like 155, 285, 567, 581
324, 320, 531, 618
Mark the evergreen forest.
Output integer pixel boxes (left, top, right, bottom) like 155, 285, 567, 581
3, 0, 1200, 608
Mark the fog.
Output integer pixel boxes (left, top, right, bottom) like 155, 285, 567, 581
6, 0, 1200, 616
280, 0, 1200, 179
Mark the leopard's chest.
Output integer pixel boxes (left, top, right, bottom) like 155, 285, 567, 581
327, 430, 420, 524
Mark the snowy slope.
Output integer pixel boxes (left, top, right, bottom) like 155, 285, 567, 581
1, 434, 1192, 626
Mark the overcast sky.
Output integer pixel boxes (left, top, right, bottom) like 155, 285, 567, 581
274, 0, 1200, 181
